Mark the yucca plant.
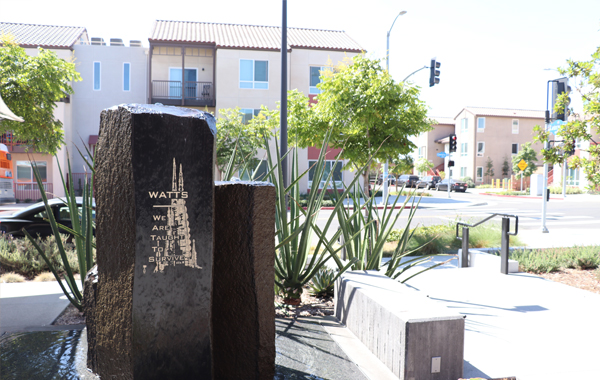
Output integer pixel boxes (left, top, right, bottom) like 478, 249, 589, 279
23, 148, 95, 311
268, 131, 365, 304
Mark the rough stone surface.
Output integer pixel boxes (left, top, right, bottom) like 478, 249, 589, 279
92, 104, 216, 380
335, 271, 465, 380
213, 182, 276, 380
83, 265, 98, 371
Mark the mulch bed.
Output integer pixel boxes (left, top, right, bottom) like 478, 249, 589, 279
51, 269, 600, 326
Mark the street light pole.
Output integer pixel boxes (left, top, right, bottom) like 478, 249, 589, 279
383, 10, 407, 205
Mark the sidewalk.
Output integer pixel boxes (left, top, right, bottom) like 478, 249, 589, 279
405, 266, 600, 380
0, 281, 71, 335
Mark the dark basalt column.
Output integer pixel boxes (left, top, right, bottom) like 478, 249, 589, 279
213, 182, 276, 380
93, 104, 215, 379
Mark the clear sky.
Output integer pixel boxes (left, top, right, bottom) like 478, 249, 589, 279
3, 0, 599, 118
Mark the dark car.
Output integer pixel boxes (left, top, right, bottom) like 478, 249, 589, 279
0, 198, 95, 238
435, 179, 467, 192
418, 175, 442, 190
376, 174, 396, 185
397, 175, 420, 188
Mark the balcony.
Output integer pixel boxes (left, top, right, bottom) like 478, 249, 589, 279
151, 80, 215, 107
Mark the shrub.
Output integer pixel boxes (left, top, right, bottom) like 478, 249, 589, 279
548, 186, 584, 195
476, 184, 494, 189
0, 272, 26, 283
0, 234, 85, 279
386, 220, 524, 255
461, 177, 475, 188
33, 272, 56, 282
510, 246, 600, 274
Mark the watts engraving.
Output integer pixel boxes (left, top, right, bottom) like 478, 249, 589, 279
147, 158, 202, 273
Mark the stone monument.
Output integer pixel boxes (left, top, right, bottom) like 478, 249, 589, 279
86, 104, 276, 380
91, 104, 215, 379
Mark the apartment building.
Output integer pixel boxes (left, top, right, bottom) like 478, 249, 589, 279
147, 20, 364, 192
416, 107, 546, 184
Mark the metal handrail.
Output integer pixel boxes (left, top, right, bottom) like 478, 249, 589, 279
456, 213, 519, 239
455, 213, 519, 274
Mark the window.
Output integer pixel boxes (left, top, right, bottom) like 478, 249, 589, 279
240, 59, 268, 89
240, 109, 261, 124
17, 161, 47, 182
566, 168, 580, 186
512, 119, 519, 134
461, 118, 468, 133
476, 167, 483, 182
461, 142, 468, 157
477, 141, 485, 157
308, 160, 343, 189
123, 63, 131, 91
460, 167, 467, 177
93, 62, 101, 90
477, 117, 485, 132
418, 146, 426, 159
512, 143, 519, 155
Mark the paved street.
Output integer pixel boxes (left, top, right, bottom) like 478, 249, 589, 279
312, 188, 600, 248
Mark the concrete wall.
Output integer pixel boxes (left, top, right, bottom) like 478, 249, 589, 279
335, 271, 465, 380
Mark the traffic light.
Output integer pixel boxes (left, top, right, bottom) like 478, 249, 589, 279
448, 160, 455, 167
449, 133, 457, 152
551, 77, 571, 121
429, 58, 441, 87
566, 139, 576, 156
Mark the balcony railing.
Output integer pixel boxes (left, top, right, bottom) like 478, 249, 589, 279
0, 132, 28, 147
15, 182, 53, 202
152, 80, 215, 107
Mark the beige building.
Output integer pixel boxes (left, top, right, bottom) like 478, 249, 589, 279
148, 20, 364, 192
417, 107, 546, 184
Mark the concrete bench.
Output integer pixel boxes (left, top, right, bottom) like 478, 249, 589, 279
335, 270, 465, 380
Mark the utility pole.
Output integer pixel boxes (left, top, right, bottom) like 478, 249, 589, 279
281, 0, 288, 188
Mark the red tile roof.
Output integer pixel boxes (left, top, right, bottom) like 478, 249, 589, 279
0, 22, 88, 49
150, 20, 364, 52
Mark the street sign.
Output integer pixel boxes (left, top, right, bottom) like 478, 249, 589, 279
517, 159, 528, 171
548, 120, 566, 135
437, 152, 449, 158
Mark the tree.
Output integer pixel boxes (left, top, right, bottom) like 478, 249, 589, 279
0, 35, 81, 154
414, 157, 434, 175
502, 156, 511, 177
511, 142, 538, 179
389, 155, 414, 176
533, 45, 600, 188
290, 55, 433, 188
215, 107, 274, 178
484, 156, 495, 183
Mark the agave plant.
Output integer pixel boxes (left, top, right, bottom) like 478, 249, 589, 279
267, 131, 368, 304
309, 267, 337, 297
23, 148, 95, 311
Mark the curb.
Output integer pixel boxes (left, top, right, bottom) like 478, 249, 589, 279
481, 193, 564, 200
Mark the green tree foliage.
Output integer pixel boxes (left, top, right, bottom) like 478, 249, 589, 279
511, 142, 538, 179
289, 56, 432, 186
0, 35, 81, 154
533, 45, 600, 188
502, 156, 511, 177
215, 107, 274, 176
414, 157, 434, 175
484, 156, 495, 182
389, 155, 414, 176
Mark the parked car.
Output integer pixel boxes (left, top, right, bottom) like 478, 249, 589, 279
435, 179, 468, 192
0, 198, 95, 238
396, 175, 420, 188
418, 175, 442, 190
376, 174, 396, 185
